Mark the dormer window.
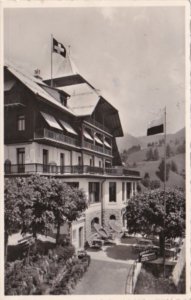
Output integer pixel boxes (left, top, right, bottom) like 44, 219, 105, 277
18, 115, 25, 131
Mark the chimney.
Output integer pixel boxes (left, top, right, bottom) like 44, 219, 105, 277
34, 69, 42, 80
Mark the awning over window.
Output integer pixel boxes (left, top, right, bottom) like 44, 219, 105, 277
94, 135, 103, 145
104, 140, 111, 149
83, 130, 93, 141
40, 112, 62, 130
59, 120, 78, 135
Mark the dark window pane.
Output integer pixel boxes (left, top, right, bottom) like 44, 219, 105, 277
109, 182, 116, 202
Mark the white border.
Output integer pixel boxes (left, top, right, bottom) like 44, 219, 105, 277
0, 1, 190, 299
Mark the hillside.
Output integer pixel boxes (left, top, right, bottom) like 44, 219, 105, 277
117, 127, 185, 152
118, 128, 185, 190
117, 133, 140, 151
128, 153, 185, 189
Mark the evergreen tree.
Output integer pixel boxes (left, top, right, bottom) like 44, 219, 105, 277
146, 148, 154, 161
153, 148, 159, 161
156, 159, 171, 182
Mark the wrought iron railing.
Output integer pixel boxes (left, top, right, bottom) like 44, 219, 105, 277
83, 141, 112, 156
34, 128, 79, 147
4, 164, 140, 177
86, 117, 111, 134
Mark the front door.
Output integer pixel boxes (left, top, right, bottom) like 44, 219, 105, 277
43, 149, 48, 172
17, 148, 25, 173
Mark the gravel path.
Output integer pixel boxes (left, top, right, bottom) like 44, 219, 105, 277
72, 258, 131, 295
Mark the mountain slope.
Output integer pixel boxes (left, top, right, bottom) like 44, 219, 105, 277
117, 127, 185, 152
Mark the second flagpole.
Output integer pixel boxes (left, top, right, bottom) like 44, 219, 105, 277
51, 34, 53, 87
163, 106, 167, 276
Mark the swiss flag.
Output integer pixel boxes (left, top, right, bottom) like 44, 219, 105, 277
53, 38, 66, 58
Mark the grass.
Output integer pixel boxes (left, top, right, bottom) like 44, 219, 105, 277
105, 244, 138, 261
134, 268, 177, 294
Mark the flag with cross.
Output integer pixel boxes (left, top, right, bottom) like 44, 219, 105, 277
53, 37, 66, 58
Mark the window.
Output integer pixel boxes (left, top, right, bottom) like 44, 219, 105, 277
78, 156, 82, 166
132, 182, 135, 195
109, 182, 116, 202
90, 157, 94, 167
122, 182, 125, 201
60, 153, 65, 173
43, 149, 48, 172
126, 182, 131, 199
89, 182, 100, 203
66, 182, 79, 189
99, 160, 102, 168
17, 148, 25, 173
17, 115, 25, 131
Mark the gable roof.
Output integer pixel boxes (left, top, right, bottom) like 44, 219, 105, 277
4, 62, 74, 116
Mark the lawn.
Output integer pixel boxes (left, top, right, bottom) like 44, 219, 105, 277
134, 268, 177, 294
105, 244, 138, 261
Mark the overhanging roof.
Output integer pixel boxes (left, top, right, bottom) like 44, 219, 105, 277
94, 98, 123, 137
4, 62, 74, 116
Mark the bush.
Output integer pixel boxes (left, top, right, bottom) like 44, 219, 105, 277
53, 244, 75, 262
150, 180, 161, 190
50, 254, 91, 295
5, 242, 79, 295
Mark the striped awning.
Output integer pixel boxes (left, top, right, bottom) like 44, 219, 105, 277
40, 112, 62, 130
59, 120, 78, 135
94, 135, 103, 145
104, 140, 111, 149
83, 130, 93, 141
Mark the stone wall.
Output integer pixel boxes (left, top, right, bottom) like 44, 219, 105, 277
103, 208, 123, 230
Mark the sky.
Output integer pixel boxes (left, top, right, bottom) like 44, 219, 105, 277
3, 5, 186, 136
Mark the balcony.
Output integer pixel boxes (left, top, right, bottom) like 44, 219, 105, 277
34, 128, 80, 148
4, 97, 25, 107
85, 117, 111, 135
83, 141, 112, 156
4, 164, 140, 177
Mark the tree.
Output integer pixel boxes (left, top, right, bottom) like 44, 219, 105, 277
153, 148, 159, 161
166, 144, 173, 158
120, 150, 128, 165
150, 180, 161, 190
171, 160, 178, 173
50, 180, 87, 244
4, 178, 25, 261
156, 159, 171, 182
146, 148, 154, 161
141, 172, 150, 188
125, 189, 185, 255
20, 175, 55, 238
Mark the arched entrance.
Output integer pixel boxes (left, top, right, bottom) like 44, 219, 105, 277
91, 217, 99, 233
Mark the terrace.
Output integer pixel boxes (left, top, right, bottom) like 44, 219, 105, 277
4, 164, 140, 178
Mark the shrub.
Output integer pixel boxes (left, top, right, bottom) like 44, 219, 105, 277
150, 180, 161, 190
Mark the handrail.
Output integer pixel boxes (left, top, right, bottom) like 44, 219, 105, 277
4, 163, 140, 177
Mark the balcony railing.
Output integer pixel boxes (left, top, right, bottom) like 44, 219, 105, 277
34, 128, 80, 147
86, 117, 110, 134
83, 141, 112, 156
34, 128, 112, 156
4, 97, 25, 107
4, 164, 140, 177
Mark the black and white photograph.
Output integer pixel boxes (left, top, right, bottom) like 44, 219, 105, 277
2, 0, 189, 296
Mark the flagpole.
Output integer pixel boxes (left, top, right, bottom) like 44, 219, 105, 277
163, 106, 167, 277
51, 34, 53, 87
